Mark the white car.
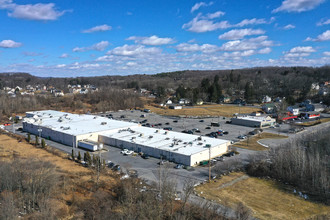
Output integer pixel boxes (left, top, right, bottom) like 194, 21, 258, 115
121, 149, 129, 154
124, 150, 133, 155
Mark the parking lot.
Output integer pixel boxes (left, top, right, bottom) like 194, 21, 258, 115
101, 109, 257, 142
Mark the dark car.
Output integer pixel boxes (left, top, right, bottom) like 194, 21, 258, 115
205, 126, 211, 129
142, 154, 150, 159
199, 120, 204, 122
165, 122, 170, 125
223, 131, 229, 135
173, 120, 178, 123
164, 127, 172, 131
112, 165, 121, 171
225, 121, 232, 124
108, 162, 115, 168
120, 115, 125, 118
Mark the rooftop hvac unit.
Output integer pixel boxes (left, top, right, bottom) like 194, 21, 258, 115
131, 137, 136, 140
101, 122, 107, 125
149, 135, 153, 139
139, 133, 144, 137
62, 126, 70, 130
165, 137, 170, 140
205, 144, 211, 148
93, 116, 97, 119
198, 136, 202, 141
164, 131, 168, 135
198, 142, 203, 145
155, 130, 159, 133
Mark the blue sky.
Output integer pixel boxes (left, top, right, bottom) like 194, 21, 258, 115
0, 0, 330, 77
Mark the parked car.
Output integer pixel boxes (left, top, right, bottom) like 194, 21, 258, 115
108, 162, 115, 168
163, 127, 172, 131
225, 121, 232, 124
223, 131, 229, 135
142, 154, 150, 159
173, 120, 178, 123
112, 165, 121, 171
121, 149, 129, 154
124, 150, 133, 155
199, 120, 204, 122
120, 115, 125, 118
205, 126, 211, 129
175, 164, 183, 169
165, 122, 170, 125
238, 135, 247, 139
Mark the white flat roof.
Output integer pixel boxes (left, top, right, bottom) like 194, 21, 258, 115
234, 115, 273, 122
24, 110, 138, 136
101, 126, 230, 156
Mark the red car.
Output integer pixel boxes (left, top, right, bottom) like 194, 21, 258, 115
3, 123, 11, 126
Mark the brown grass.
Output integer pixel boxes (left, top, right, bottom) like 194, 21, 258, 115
233, 132, 288, 151
297, 118, 330, 127
145, 104, 260, 117
195, 172, 330, 220
0, 134, 119, 215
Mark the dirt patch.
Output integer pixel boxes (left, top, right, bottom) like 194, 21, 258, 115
145, 104, 260, 117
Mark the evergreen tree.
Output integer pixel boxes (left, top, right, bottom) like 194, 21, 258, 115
77, 151, 81, 161
41, 139, 46, 148
27, 133, 31, 143
84, 152, 87, 162
35, 135, 39, 146
71, 149, 75, 160
86, 151, 92, 165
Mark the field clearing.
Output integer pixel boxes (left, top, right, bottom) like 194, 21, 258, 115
144, 104, 260, 117
233, 132, 288, 151
195, 172, 330, 220
297, 118, 330, 127
0, 134, 119, 213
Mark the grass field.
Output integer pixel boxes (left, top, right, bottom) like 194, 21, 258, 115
144, 104, 260, 117
232, 132, 288, 151
195, 172, 330, 220
0, 134, 119, 214
297, 118, 330, 127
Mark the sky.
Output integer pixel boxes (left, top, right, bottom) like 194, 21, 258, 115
0, 0, 330, 77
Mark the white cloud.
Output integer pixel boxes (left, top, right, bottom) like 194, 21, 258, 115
191, 1, 213, 13
273, 0, 325, 13
0, 1, 68, 21
73, 41, 109, 52
283, 24, 296, 29
235, 18, 267, 27
0, 39, 22, 48
219, 28, 265, 40
284, 46, 316, 57
305, 30, 330, 41
59, 53, 69, 58
56, 64, 66, 68
82, 24, 112, 33
175, 43, 219, 53
183, 14, 272, 33
258, 47, 272, 54
182, 13, 230, 32
206, 11, 225, 19
317, 18, 330, 26
107, 44, 162, 57
126, 35, 175, 45
219, 36, 274, 51
323, 51, 330, 56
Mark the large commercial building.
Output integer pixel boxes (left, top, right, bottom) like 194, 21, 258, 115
231, 115, 276, 128
23, 110, 230, 166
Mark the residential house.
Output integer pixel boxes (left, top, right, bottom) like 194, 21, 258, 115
262, 95, 272, 103
262, 103, 276, 114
